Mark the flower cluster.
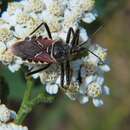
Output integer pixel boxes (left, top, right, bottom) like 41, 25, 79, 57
0, 0, 110, 107
39, 44, 110, 107
0, 101, 28, 130
0, 0, 96, 70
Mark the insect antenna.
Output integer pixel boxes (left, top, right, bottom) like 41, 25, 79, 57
78, 25, 103, 48
77, 25, 105, 64
86, 48, 104, 64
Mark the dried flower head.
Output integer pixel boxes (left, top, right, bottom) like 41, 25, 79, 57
87, 82, 102, 98
47, 1, 64, 16
7, 2, 23, 15
0, 104, 16, 123
79, 0, 95, 12
24, 0, 45, 13
0, 50, 15, 64
0, 28, 12, 42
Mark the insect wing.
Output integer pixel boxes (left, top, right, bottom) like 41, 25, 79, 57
11, 40, 56, 64
33, 52, 56, 64
37, 37, 54, 49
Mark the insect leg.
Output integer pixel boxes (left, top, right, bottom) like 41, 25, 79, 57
66, 27, 75, 44
60, 63, 64, 87
29, 22, 52, 39
66, 61, 71, 85
75, 29, 80, 46
26, 64, 51, 76
65, 27, 75, 85
70, 29, 80, 47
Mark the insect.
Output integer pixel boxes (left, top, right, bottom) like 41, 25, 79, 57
10, 22, 103, 87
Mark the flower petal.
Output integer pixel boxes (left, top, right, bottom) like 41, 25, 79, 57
8, 64, 21, 73
80, 28, 88, 41
78, 95, 89, 104
100, 64, 110, 72
80, 66, 87, 78
92, 98, 104, 107
10, 110, 17, 120
32, 73, 39, 79
96, 76, 104, 85
45, 84, 59, 95
82, 12, 97, 23
85, 75, 95, 85
102, 86, 110, 95
52, 84, 59, 94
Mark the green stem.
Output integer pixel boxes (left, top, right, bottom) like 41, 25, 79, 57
15, 77, 33, 125
15, 78, 55, 125
31, 91, 55, 106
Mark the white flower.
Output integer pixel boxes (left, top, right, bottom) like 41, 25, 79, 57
80, 76, 110, 107
68, 0, 79, 8
32, 73, 40, 79
90, 44, 108, 63
0, 104, 16, 123
0, 42, 6, 54
40, 11, 61, 32
47, 1, 64, 16
6, 38, 18, 48
52, 31, 67, 42
0, 104, 11, 123
80, 75, 96, 94
6, 2, 23, 16
0, 123, 28, 130
82, 12, 98, 23
83, 44, 108, 66
0, 18, 10, 29
82, 62, 97, 75
8, 57, 23, 73
2, 10, 21, 26
24, 0, 45, 13
78, 0, 95, 11
79, 28, 88, 41
92, 98, 104, 107
0, 50, 14, 64
0, 28, 12, 42
87, 82, 102, 97
45, 83, 59, 95
14, 25, 32, 38
99, 64, 111, 72
63, 82, 80, 101
0, 103, 27, 129
16, 13, 32, 25
77, 95, 89, 104
63, 9, 80, 30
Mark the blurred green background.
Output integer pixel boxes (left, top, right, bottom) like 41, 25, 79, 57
0, 0, 130, 130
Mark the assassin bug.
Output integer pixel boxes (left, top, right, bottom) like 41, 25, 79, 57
10, 22, 103, 87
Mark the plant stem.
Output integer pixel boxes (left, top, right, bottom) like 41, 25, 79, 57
15, 78, 55, 125
15, 77, 33, 125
